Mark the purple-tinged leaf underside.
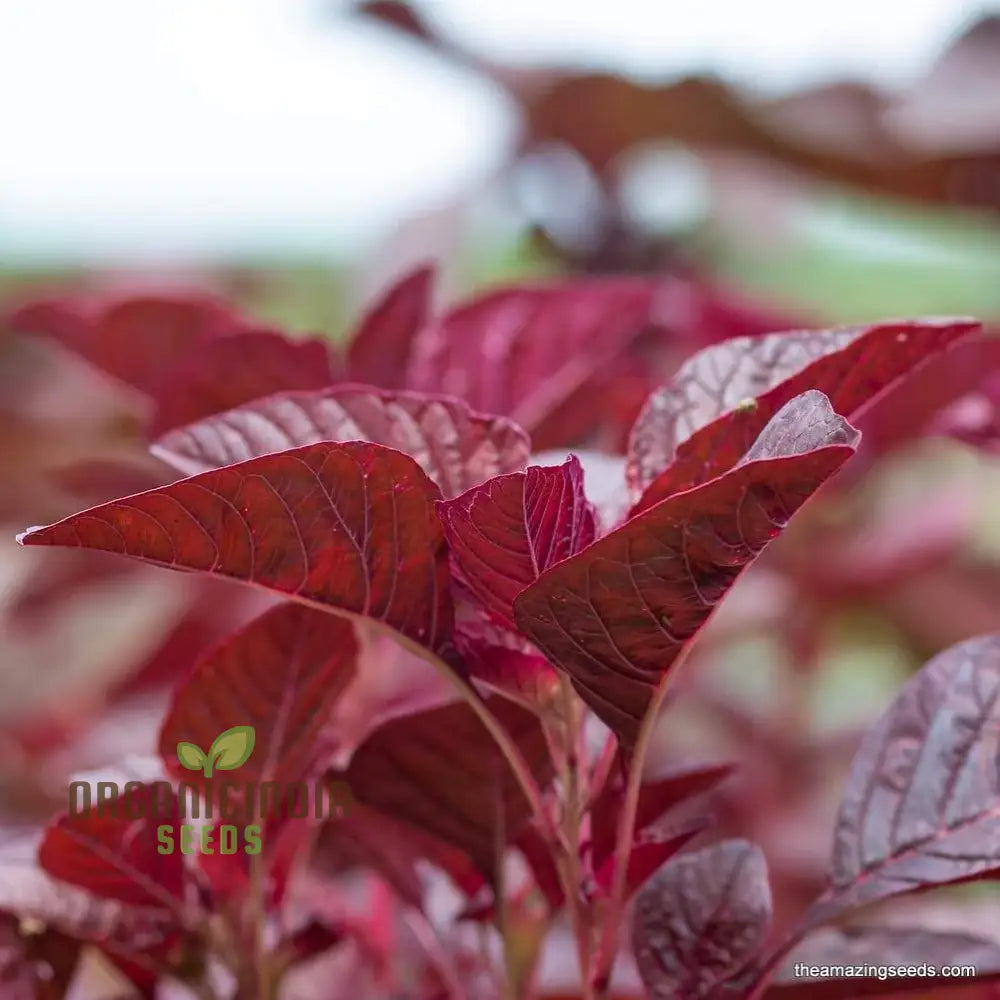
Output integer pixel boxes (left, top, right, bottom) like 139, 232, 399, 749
632, 838, 772, 1000
804, 633, 1000, 929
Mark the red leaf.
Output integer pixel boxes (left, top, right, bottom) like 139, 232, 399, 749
39, 783, 184, 911
151, 384, 530, 498
453, 617, 560, 710
11, 295, 239, 395
590, 761, 735, 869
340, 697, 554, 874
407, 276, 661, 435
516, 825, 565, 910
804, 633, 1000, 929
864, 334, 1000, 453
148, 330, 339, 437
281, 917, 347, 968
514, 391, 859, 745
312, 806, 425, 908
347, 265, 434, 388
631, 839, 772, 1000
313, 800, 487, 907
438, 456, 596, 629
0, 830, 177, 964
6, 296, 91, 347
159, 602, 357, 791
18, 441, 454, 655
627, 318, 978, 510
594, 821, 707, 898
767, 925, 1000, 998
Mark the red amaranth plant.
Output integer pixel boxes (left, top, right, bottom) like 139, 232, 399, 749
4, 270, 1000, 1000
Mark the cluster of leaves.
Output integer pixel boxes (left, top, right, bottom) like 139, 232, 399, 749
3, 266, 1000, 1000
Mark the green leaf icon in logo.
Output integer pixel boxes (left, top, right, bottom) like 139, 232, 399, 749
176, 725, 255, 778
176, 742, 208, 771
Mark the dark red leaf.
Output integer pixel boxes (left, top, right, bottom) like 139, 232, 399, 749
148, 330, 339, 437
438, 456, 596, 629
0, 831, 177, 962
313, 800, 487, 905
281, 917, 347, 967
196, 814, 314, 909
6, 297, 91, 348
407, 276, 661, 436
159, 602, 357, 791
863, 335, 1000, 453
632, 839, 772, 1000
48, 455, 175, 506
18, 441, 454, 655
312, 806, 424, 908
151, 384, 530, 499
515, 391, 859, 745
340, 696, 554, 874
804, 633, 1000, 929
767, 925, 1000, 998
453, 617, 560, 710
590, 761, 735, 869
10, 295, 238, 395
516, 825, 564, 911
39, 783, 184, 911
347, 265, 434, 388
594, 820, 707, 898
627, 318, 978, 511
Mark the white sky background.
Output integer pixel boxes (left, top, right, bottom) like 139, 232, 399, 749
0, 0, 993, 263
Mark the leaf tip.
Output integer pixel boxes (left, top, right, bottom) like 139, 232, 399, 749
15, 526, 45, 546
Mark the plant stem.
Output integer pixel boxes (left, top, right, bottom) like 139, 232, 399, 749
588, 732, 618, 806
590, 647, 692, 996
419, 641, 567, 856
744, 922, 813, 1000
555, 675, 594, 998
402, 908, 469, 1000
